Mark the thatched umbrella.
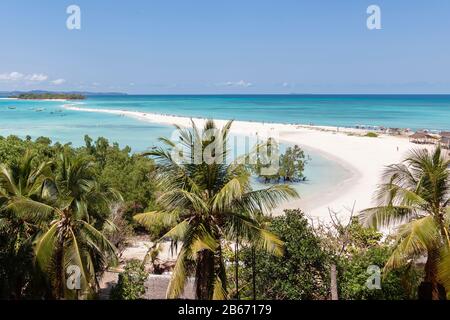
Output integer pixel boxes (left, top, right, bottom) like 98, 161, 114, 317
409, 131, 438, 144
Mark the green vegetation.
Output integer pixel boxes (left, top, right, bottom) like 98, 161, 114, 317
0, 134, 157, 299
237, 210, 330, 299
134, 120, 298, 299
279, 145, 308, 182
321, 218, 420, 300
360, 147, 450, 300
110, 259, 149, 300
235, 211, 420, 300
0, 126, 449, 300
254, 142, 308, 183
10, 93, 85, 100
338, 245, 420, 299
365, 132, 379, 138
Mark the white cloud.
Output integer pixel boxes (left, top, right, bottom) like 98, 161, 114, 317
25, 73, 48, 82
216, 80, 253, 88
282, 82, 296, 88
51, 78, 66, 85
0, 71, 49, 82
0, 72, 25, 81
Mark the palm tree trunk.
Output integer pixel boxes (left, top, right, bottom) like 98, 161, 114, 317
252, 246, 256, 300
54, 244, 64, 299
330, 263, 338, 300
423, 248, 440, 300
195, 250, 214, 300
235, 236, 239, 300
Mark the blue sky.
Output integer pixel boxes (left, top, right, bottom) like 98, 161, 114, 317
0, 0, 449, 94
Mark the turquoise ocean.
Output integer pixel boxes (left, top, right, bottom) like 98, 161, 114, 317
1, 94, 449, 199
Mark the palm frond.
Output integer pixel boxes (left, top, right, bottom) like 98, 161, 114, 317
35, 223, 59, 271
5, 197, 55, 224
224, 212, 284, 256
437, 245, 450, 299
359, 205, 417, 229
158, 189, 209, 214
385, 216, 439, 271
212, 275, 227, 300
0, 165, 19, 195
187, 225, 219, 259
166, 248, 189, 299
134, 211, 179, 229
79, 220, 118, 266
65, 228, 90, 294
160, 220, 189, 242
211, 178, 243, 212
239, 184, 298, 214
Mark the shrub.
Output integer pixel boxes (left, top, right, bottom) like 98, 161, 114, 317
238, 210, 330, 300
365, 132, 378, 138
110, 260, 149, 300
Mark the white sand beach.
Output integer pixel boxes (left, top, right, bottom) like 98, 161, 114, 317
64, 105, 422, 221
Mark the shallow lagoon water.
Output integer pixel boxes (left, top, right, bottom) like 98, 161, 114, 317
3, 94, 447, 202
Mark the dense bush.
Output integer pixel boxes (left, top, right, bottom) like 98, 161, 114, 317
110, 260, 149, 300
365, 132, 378, 138
238, 210, 330, 300
319, 218, 421, 300
338, 246, 421, 300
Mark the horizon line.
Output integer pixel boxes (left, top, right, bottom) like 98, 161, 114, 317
2, 91, 450, 96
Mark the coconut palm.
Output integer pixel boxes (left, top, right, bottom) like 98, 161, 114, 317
135, 120, 298, 300
0, 152, 54, 298
5, 153, 119, 299
360, 147, 450, 300
0, 151, 53, 233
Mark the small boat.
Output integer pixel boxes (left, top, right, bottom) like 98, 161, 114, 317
8, 106, 16, 109
35, 108, 45, 112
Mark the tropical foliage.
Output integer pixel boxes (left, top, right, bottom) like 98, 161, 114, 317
237, 210, 330, 299
134, 120, 298, 299
360, 147, 450, 300
2, 131, 448, 301
0, 135, 156, 299
254, 142, 308, 183
10, 93, 85, 100
110, 259, 149, 300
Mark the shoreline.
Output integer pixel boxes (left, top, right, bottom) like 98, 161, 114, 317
272, 140, 360, 219
63, 104, 419, 221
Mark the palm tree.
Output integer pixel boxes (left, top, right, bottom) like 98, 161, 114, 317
0, 152, 53, 298
360, 147, 450, 300
5, 153, 119, 299
0, 151, 53, 232
134, 120, 298, 300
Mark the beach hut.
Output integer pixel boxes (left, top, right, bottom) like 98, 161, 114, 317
440, 136, 450, 149
409, 131, 437, 144
387, 128, 402, 135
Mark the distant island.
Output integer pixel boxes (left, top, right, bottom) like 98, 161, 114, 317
10, 93, 86, 100
1, 90, 127, 98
